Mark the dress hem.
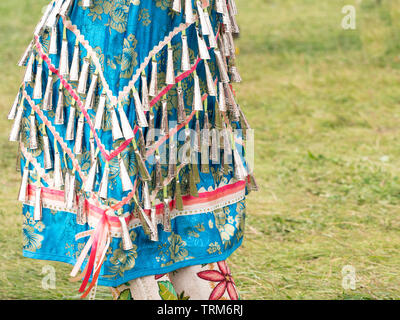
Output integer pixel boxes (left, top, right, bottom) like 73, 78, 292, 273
22, 238, 243, 287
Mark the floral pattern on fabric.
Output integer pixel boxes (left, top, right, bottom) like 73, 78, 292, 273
197, 261, 239, 300
22, 211, 45, 252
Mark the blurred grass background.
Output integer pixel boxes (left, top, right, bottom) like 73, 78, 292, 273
1, 0, 400, 299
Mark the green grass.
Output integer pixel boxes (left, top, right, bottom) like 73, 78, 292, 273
2, 0, 400, 299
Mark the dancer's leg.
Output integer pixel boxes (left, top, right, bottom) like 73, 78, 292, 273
168, 260, 239, 300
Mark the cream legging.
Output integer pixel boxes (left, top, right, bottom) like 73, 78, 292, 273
109, 260, 239, 300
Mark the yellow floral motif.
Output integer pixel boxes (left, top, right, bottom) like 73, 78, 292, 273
105, 230, 138, 278
121, 36, 138, 79
207, 242, 222, 255
138, 8, 151, 26
157, 232, 191, 267
22, 211, 45, 252
214, 206, 236, 249
168, 232, 189, 263
155, 0, 172, 10
80, 0, 130, 33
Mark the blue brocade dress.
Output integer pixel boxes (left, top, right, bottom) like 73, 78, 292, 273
8, 0, 257, 295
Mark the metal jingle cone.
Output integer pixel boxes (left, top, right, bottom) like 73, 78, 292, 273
204, 10, 217, 48
82, 0, 93, 8
65, 106, 76, 141
197, 1, 210, 35
204, 60, 216, 96
74, 114, 85, 154
141, 73, 150, 112
119, 155, 133, 192
233, 148, 247, 181
154, 152, 163, 189
201, 142, 210, 173
221, 30, 231, 57
248, 173, 259, 192
98, 162, 110, 200
111, 107, 123, 141
70, 42, 80, 82
174, 178, 183, 211
137, 128, 146, 157
54, 87, 65, 125
54, 149, 64, 189
192, 73, 203, 111
163, 197, 172, 232
34, 184, 42, 221
45, 0, 63, 29
214, 49, 230, 83
226, 30, 236, 57
18, 166, 29, 202
85, 73, 98, 110
214, 101, 223, 130
160, 99, 169, 136
138, 205, 157, 240
222, 1, 232, 31
29, 113, 39, 150
184, 0, 195, 24
119, 214, 134, 250
24, 52, 35, 83
194, 116, 201, 152
43, 134, 53, 170
133, 89, 148, 128
189, 164, 199, 197
89, 134, 96, 164
222, 127, 232, 166
165, 45, 175, 85
84, 158, 97, 192
118, 105, 134, 140
143, 181, 152, 210
76, 192, 87, 225
218, 31, 229, 57
181, 126, 192, 165
177, 85, 186, 124
230, 13, 240, 34
218, 82, 227, 111
181, 33, 191, 71
168, 139, 177, 178
59, 38, 69, 78
77, 58, 90, 95
94, 94, 106, 130
66, 173, 76, 209
42, 74, 54, 111
49, 26, 58, 55
201, 110, 210, 172
64, 171, 70, 204
145, 110, 155, 148
18, 40, 33, 67
9, 106, 24, 142
172, 0, 181, 12
215, 0, 224, 13
136, 205, 149, 235
229, 65, 242, 83
228, 0, 238, 16
224, 83, 240, 121
196, 27, 211, 60
150, 206, 159, 242
33, 63, 43, 100
210, 128, 220, 164
8, 90, 21, 120
60, 0, 74, 17
149, 59, 158, 97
